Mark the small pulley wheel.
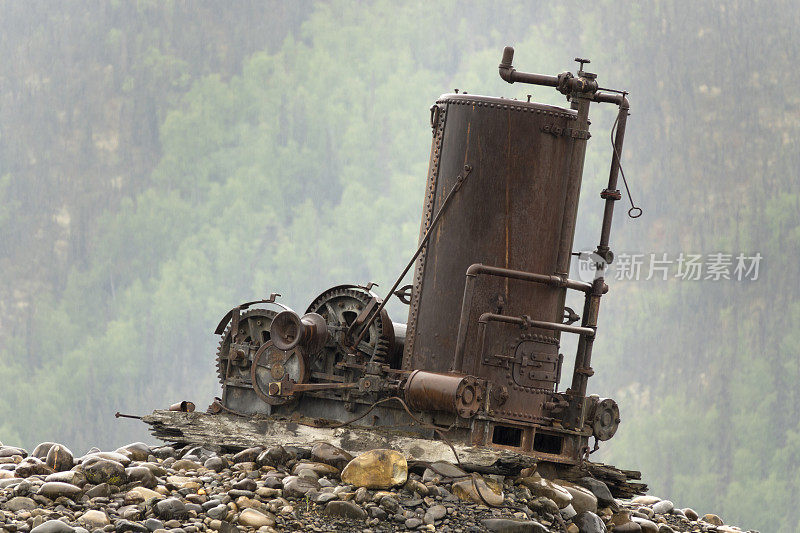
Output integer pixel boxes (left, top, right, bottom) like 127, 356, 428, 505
251, 341, 308, 405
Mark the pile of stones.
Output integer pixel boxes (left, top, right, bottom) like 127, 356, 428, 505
0, 440, 757, 533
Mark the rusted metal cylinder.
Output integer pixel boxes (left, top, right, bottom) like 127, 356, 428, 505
404, 93, 587, 424
403, 370, 484, 418
169, 401, 196, 413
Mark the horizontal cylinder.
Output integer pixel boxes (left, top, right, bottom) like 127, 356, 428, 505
403, 370, 484, 418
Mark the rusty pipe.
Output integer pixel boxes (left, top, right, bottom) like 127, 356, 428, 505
499, 47, 560, 87
452, 264, 593, 372
597, 96, 630, 258
499, 46, 598, 95
477, 313, 595, 337
169, 401, 196, 412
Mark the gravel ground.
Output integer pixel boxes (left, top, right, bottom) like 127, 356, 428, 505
0, 441, 759, 533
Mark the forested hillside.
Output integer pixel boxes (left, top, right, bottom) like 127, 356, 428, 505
1, 1, 798, 530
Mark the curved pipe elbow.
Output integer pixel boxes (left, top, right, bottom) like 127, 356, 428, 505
498, 65, 515, 83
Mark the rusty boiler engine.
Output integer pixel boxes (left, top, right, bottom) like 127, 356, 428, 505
211, 47, 634, 466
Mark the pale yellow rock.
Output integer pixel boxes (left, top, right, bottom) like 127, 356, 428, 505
566, 525, 579, 533
238, 508, 275, 528
126, 486, 161, 502
519, 475, 572, 509
452, 476, 504, 507
631, 495, 661, 505
341, 449, 408, 489
80, 510, 110, 527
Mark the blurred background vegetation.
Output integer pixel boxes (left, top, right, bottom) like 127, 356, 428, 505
1, 1, 798, 530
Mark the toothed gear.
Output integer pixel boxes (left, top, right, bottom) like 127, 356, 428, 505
216, 308, 278, 384
305, 285, 395, 373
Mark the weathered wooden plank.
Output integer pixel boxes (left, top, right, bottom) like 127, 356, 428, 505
142, 409, 646, 497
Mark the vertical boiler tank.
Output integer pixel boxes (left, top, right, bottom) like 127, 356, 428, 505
404, 93, 590, 426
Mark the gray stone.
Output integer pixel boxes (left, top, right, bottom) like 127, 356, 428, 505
652, 500, 674, 514
207, 504, 228, 520
45, 471, 85, 487
256, 446, 294, 468
125, 466, 157, 489
85, 483, 111, 498
203, 457, 227, 473
421, 462, 467, 482
560, 503, 577, 520
573, 511, 607, 533
37, 482, 82, 499
232, 478, 256, 491
405, 517, 423, 529
232, 447, 262, 464
424, 504, 447, 524
379, 496, 401, 514
30, 520, 75, 533
119, 443, 151, 462
4, 496, 36, 511
577, 478, 615, 508
281, 475, 320, 498
154, 498, 188, 521
324, 500, 367, 520
82, 459, 127, 486
368, 506, 388, 520
115, 520, 149, 533
45, 445, 74, 472
682, 508, 698, 521
312, 492, 337, 504
16, 457, 54, 477
481, 518, 547, 533
31, 443, 56, 460
143, 519, 163, 532
310, 443, 353, 471
632, 518, 659, 533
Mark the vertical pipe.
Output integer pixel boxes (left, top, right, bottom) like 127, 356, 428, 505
451, 271, 478, 372
597, 97, 630, 256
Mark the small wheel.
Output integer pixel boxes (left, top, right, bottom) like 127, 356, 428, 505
250, 341, 308, 406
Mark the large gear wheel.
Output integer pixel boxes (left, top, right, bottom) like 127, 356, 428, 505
216, 308, 277, 384
305, 285, 396, 376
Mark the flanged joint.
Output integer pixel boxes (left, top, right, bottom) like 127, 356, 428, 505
590, 397, 621, 441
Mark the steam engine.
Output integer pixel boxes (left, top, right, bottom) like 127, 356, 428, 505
211, 47, 632, 465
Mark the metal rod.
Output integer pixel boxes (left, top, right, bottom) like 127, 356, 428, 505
353, 165, 473, 357
114, 411, 142, 420
477, 313, 596, 337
